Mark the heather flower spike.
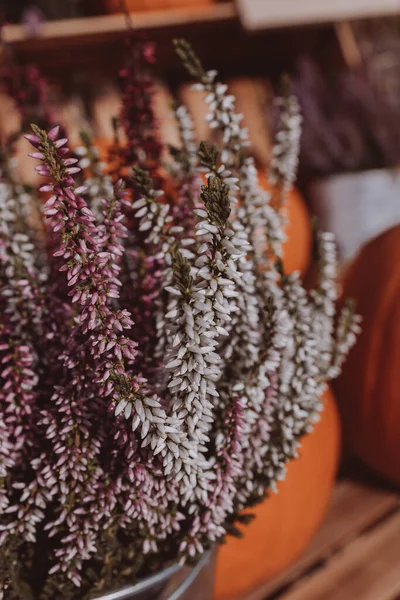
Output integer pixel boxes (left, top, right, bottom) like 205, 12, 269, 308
0, 38, 360, 599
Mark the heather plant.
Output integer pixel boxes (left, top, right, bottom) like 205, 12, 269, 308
0, 38, 360, 600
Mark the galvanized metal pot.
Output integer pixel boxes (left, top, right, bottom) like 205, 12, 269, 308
93, 551, 215, 600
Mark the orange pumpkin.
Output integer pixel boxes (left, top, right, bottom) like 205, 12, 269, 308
91, 137, 113, 162
333, 225, 400, 486
215, 388, 340, 600
90, 137, 122, 176
103, 0, 213, 12
258, 172, 312, 275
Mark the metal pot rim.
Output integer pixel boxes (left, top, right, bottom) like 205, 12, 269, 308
92, 551, 210, 600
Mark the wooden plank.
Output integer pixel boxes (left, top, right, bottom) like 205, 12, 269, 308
2, 4, 236, 46
0, 4, 243, 77
0, 6, 337, 80
236, 0, 400, 32
281, 508, 400, 600
241, 479, 400, 600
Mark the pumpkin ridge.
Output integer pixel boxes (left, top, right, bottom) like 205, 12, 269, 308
336, 225, 400, 484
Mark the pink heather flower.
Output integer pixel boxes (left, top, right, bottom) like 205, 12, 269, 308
27, 126, 141, 400
26, 126, 186, 469
119, 33, 162, 171
0, 61, 54, 134
113, 33, 170, 370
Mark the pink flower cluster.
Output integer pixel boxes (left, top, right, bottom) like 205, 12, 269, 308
1, 62, 54, 135
119, 33, 162, 171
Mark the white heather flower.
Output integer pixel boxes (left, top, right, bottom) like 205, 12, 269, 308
270, 93, 302, 191
174, 104, 198, 172
174, 40, 359, 525
163, 174, 246, 505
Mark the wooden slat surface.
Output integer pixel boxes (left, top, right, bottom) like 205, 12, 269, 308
2, 3, 236, 46
241, 479, 400, 600
0, 6, 338, 81
283, 510, 400, 600
0, 4, 239, 76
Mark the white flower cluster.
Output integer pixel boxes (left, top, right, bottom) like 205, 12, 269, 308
156, 40, 360, 539
193, 72, 249, 159
164, 177, 249, 495
169, 103, 202, 224
239, 156, 286, 259
329, 302, 362, 380
194, 62, 289, 261
219, 217, 261, 372
186, 57, 281, 380
133, 187, 171, 244
270, 93, 302, 191
173, 104, 198, 174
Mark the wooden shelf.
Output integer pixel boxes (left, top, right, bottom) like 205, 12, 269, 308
2, 3, 236, 47
0, 4, 338, 80
4, 0, 398, 50
2, 0, 398, 70
1, 4, 241, 76
5, 1, 386, 78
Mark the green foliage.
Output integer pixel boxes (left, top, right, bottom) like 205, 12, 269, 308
131, 165, 154, 196
197, 141, 220, 172
173, 38, 206, 83
171, 249, 193, 298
